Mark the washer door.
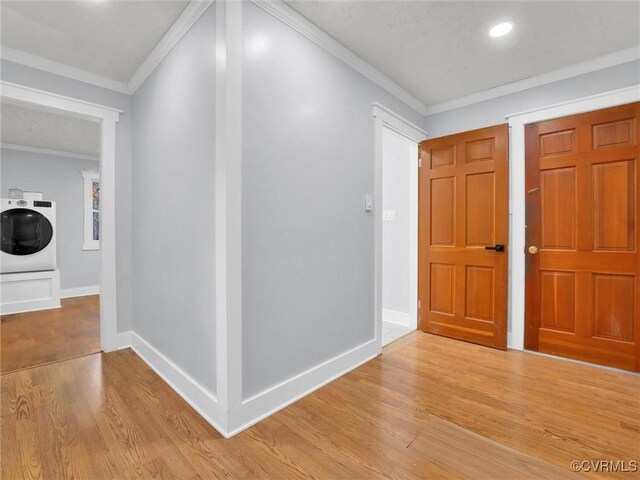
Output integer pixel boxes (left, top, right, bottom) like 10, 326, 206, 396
1, 208, 53, 255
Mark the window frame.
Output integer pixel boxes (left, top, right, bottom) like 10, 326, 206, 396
81, 170, 100, 251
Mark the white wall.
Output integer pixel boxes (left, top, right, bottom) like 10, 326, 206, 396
1, 59, 133, 332
382, 128, 414, 323
1, 148, 100, 290
131, 5, 217, 394
240, 2, 424, 400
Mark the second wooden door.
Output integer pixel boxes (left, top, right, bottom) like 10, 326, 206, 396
525, 102, 640, 371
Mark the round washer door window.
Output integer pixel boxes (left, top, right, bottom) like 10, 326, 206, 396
1, 208, 53, 255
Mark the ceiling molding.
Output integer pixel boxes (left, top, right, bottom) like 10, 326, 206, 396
424, 46, 640, 116
128, 0, 214, 93
1, 142, 99, 162
0, 46, 130, 95
251, 0, 428, 116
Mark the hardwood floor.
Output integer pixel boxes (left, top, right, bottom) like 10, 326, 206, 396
1, 295, 100, 374
1, 331, 638, 479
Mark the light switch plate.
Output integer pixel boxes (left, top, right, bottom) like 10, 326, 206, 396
383, 209, 397, 221
364, 194, 373, 212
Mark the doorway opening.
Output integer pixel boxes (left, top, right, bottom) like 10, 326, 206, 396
0, 81, 120, 373
381, 127, 418, 346
0, 101, 102, 373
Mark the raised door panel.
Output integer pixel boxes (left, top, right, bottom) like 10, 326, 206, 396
593, 118, 636, 150
466, 138, 494, 163
430, 264, 455, 315
593, 160, 636, 251
431, 146, 455, 168
465, 266, 494, 322
466, 173, 494, 247
539, 129, 576, 157
431, 177, 455, 246
593, 274, 635, 342
540, 168, 576, 250
540, 271, 575, 332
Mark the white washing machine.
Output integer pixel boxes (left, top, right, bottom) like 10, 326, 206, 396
1, 198, 57, 274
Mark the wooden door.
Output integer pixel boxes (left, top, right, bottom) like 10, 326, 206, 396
418, 124, 509, 349
525, 102, 640, 372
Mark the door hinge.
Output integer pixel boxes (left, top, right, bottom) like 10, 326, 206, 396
418, 157, 422, 168
418, 299, 421, 309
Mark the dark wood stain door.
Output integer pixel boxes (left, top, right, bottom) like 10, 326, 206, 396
418, 124, 509, 350
525, 102, 640, 372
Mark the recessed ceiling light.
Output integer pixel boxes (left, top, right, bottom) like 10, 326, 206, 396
489, 22, 513, 38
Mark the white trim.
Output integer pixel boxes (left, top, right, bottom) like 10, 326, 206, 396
0, 143, 99, 162
0, 82, 122, 122
0, 47, 130, 95
130, 333, 226, 436
506, 84, 640, 351
1, 80, 121, 352
60, 285, 100, 299
128, 0, 214, 93
227, 339, 378, 437
214, 0, 244, 432
373, 103, 426, 353
382, 309, 410, 327
251, 0, 427, 116
81, 170, 100, 251
424, 46, 640, 116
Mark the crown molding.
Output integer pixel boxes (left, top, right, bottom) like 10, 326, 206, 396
0, 1, 213, 96
127, 0, 214, 93
424, 46, 640, 116
1, 142, 99, 162
0, 46, 130, 94
251, 0, 428, 116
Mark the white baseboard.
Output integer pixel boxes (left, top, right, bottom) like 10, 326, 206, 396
227, 338, 380, 437
130, 333, 226, 436
60, 285, 100, 298
382, 308, 410, 327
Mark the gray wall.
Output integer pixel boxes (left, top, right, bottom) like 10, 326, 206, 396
1, 59, 133, 332
131, 5, 216, 393
424, 60, 640, 137
382, 128, 413, 317
241, 2, 424, 399
1, 148, 100, 290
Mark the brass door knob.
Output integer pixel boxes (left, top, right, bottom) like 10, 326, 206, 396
528, 245, 539, 255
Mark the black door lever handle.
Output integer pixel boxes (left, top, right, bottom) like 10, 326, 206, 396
485, 244, 505, 252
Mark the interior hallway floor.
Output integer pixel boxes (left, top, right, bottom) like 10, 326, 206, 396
1, 295, 100, 374
2, 331, 638, 479
382, 320, 413, 346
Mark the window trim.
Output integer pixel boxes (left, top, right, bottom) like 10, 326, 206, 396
81, 170, 100, 251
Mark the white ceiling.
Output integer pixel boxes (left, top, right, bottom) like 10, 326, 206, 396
1, 101, 100, 158
0, 0, 189, 83
286, 1, 640, 106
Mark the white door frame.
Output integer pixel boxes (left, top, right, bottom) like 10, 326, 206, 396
373, 102, 427, 352
506, 84, 640, 351
1, 81, 122, 352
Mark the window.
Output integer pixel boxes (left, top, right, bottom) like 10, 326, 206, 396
81, 170, 100, 250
